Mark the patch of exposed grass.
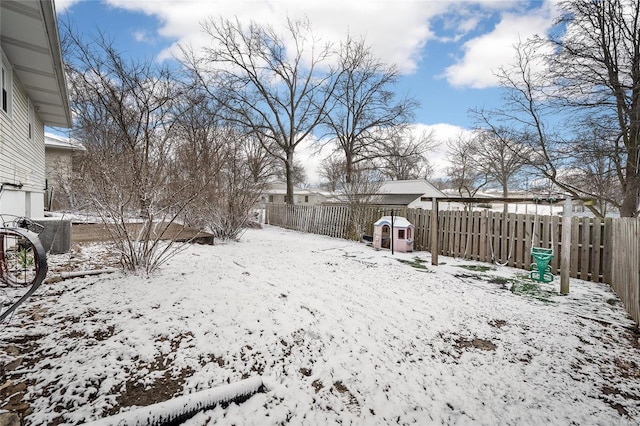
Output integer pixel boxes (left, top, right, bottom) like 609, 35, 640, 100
509, 279, 557, 304
457, 264, 496, 273
397, 257, 431, 272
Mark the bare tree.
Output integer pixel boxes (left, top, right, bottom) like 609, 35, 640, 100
202, 130, 265, 240
479, 0, 640, 217
318, 154, 346, 192
446, 133, 489, 206
339, 165, 383, 240
274, 159, 307, 189
563, 123, 621, 216
65, 29, 200, 273
183, 17, 338, 204
170, 84, 269, 240
476, 42, 605, 216
322, 36, 417, 184
549, 0, 640, 217
375, 129, 435, 180
244, 133, 280, 184
468, 129, 530, 213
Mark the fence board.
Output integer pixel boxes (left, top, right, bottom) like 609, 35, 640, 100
569, 217, 580, 278
591, 218, 601, 282
610, 219, 640, 325
581, 218, 590, 280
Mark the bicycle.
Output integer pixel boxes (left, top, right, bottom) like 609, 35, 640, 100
0, 215, 48, 322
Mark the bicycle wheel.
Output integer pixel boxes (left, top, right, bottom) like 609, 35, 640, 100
0, 228, 47, 322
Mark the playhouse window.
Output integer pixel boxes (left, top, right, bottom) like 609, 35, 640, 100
398, 229, 405, 239
407, 228, 412, 239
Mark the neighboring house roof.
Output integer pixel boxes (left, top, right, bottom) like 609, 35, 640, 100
371, 179, 448, 206
263, 182, 323, 196
378, 179, 447, 198
0, 0, 71, 127
44, 133, 85, 152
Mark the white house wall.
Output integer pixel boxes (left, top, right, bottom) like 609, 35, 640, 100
0, 64, 46, 218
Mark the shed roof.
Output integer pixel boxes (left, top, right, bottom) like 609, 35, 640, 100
44, 133, 85, 151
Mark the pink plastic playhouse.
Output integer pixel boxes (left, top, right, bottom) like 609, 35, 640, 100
373, 216, 415, 253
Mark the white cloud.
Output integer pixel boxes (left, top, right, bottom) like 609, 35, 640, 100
414, 123, 473, 178
297, 134, 330, 187
54, 0, 82, 13
132, 30, 152, 44
101, 0, 450, 73
443, 2, 557, 89
59, 1, 560, 91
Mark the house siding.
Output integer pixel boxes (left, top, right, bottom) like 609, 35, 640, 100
45, 145, 79, 210
0, 65, 46, 217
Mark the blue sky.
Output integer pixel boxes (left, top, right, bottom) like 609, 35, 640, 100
54, 0, 558, 180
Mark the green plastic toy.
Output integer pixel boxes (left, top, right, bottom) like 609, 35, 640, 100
530, 247, 554, 283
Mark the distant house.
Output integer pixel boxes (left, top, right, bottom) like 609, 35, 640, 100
260, 182, 330, 206
376, 179, 448, 209
44, 133, 85, 211
0, 0, 72, 219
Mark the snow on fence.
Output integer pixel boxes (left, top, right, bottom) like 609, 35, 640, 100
266, 204, 639, 324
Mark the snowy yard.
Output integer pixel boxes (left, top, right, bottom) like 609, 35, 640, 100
1, 225, 639, 425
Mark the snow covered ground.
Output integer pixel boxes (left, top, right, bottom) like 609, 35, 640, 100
1, 225, 639, 425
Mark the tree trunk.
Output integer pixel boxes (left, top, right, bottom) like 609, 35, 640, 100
345, 153, 353, 185
620, 150, 640, 217
502, 182, 509, 215
285, 151, 294, 204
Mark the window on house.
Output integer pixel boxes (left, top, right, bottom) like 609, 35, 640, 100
268, 195, 274, 203
28, 100, 34, 139
1, 52, 12, 116
398, 229, 405, 239
1, 66, 7, 114
407, 228, 412, 239
304, 195, 309, 203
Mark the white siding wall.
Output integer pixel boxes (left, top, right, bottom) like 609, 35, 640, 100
45, 147, 76, 210
45, 147, 74, 184
0, 62, 46, 218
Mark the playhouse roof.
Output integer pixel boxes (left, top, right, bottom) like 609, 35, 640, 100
374, 216, 414, 228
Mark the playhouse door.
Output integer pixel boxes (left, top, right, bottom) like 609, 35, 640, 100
381, 225, 390, 249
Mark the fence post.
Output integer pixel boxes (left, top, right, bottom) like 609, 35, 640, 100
560, 196, 571, 294
431, 198, 439, 265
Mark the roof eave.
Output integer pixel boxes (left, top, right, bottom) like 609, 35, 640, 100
40, 0, 71, 128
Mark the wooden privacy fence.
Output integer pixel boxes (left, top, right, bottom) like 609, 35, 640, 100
405, 209, 613, 284
266, 204, 612, 283
266, 204, 638, 324
265, 204, 402, 240
609, 219, 640, 324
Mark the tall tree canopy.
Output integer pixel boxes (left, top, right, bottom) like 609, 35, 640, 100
184, 17, 338, 203
322, 36, 417, 185
480, 0, 640, 217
